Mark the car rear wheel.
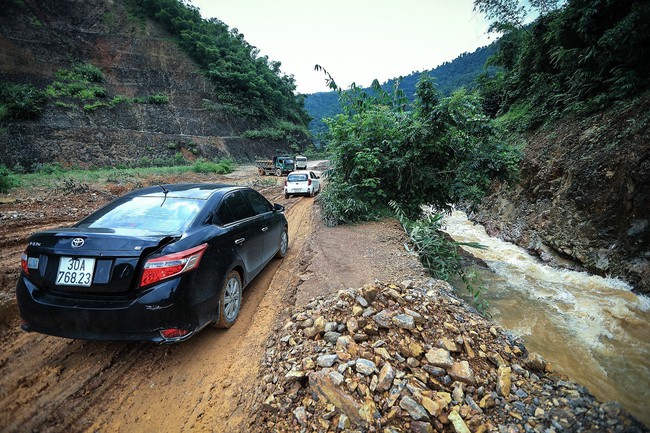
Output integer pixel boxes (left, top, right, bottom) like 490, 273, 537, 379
258, 168, 265, 175
214, 270, 242, 328
275, 226, 288, 258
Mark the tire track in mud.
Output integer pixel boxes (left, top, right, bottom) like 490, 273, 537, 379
0, 195, 315, 433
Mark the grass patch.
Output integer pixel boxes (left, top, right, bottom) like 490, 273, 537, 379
7, 156, 234, 190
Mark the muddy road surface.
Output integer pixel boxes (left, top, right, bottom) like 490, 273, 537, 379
0, 187, 311, 432
0, 166, 424, 432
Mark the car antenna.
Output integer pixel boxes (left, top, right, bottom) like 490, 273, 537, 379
158, 185, 169, 206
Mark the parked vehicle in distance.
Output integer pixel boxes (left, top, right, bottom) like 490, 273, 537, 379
294, 155, 307, 170
256, 155, 294, 176
16, 184, 289, 343
284, 170, 321, 198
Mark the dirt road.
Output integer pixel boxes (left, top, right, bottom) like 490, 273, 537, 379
0, 165, 425, 432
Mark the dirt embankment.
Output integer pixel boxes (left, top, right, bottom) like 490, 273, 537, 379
473, 93, 650, 295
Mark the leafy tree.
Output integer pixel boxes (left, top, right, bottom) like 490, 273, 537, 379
473, 0, 564, 32
319, 74, 521, 225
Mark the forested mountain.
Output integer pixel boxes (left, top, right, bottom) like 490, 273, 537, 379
305, 44, 495, 143
0, 0, 310, 170
476, 0, 650, 129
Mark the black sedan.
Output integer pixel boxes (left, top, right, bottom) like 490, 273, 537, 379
16, 183, 288, 343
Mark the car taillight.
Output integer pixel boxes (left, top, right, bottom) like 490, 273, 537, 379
140, 243, 208, 287
284, 179, 287, 186
20, 252, 29, 274
160, 328, 191, 340
308, 178, 312, 186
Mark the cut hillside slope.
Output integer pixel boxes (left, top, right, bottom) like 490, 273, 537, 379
474, 93, 650, 295
0, 0, 305, 169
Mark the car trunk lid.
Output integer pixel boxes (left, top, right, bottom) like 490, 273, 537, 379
24, 228, 178, 295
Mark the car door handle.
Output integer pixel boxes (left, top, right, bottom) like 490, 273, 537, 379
235, 238, 245, 245
261, 227, 269, 232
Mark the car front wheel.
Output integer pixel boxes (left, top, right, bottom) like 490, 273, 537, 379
214, 270, 242, 328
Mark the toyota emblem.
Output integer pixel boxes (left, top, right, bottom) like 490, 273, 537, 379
71, 238, 85, 248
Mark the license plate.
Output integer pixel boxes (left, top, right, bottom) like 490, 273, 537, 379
291, 189, 301, 192
57, 257, 95, 287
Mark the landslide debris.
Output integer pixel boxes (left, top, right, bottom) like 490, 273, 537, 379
252, 280, 647, 432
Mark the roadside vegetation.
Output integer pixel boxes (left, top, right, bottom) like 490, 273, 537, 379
0, 157, 234, 194
2, 0, 311, 147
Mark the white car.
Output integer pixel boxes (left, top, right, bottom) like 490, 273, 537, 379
294, 155, 308, 170
284, 170, 321, 198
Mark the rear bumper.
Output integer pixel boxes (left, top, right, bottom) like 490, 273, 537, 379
284, 186, 311, 195
15, 274, 217, 343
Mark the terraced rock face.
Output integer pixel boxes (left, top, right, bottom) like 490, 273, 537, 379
0, 0, 298, 169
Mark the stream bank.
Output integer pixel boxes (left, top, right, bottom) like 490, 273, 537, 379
444, 210, 650, 427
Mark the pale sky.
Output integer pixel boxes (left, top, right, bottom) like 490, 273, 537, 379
189, 0, 496, 94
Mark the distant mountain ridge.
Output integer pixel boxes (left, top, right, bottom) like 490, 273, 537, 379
305, 44, 496, 143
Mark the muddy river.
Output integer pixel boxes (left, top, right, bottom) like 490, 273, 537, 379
443, 210, 650, 427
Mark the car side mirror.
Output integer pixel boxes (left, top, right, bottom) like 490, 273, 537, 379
273, 203, 285, 212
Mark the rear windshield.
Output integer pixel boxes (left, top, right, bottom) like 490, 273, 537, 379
76, 196, 205, 234
288, 174, 308, 182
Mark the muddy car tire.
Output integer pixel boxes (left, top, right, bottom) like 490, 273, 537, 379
275, 226, 288, 258
214, 270, 242, 328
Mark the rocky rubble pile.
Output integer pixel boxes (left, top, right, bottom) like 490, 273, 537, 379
252, 280, 646, 432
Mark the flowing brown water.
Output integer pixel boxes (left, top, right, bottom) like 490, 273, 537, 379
443, 210, 650, 426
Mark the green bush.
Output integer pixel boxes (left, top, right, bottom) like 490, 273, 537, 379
192, 158, 234, 174
0, 82, 47, 122
0, 165, 20, 192
83, 101, 109, 112
56, 63, 104, 83
34, 162, 64, 175
391, 202, 490, 315
173, 152, 189, 165
110, 95, 133, 105
317, 181, 376, 227
146, 93, 169, 104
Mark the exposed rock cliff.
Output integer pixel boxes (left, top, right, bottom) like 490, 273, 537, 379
473, 93, 650, 295
0, 0, 300, 169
